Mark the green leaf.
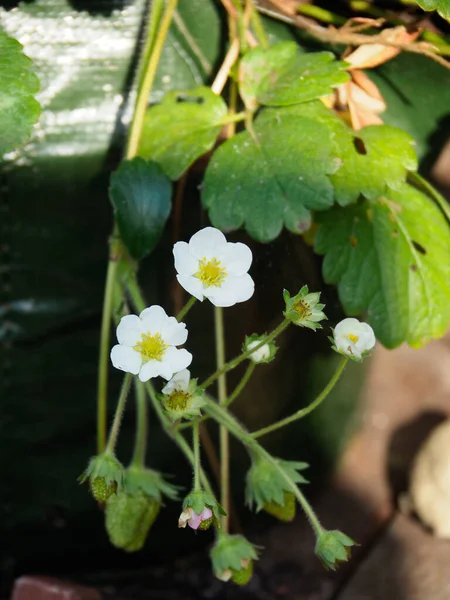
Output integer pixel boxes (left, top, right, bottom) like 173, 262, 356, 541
260, 102, 417, 206
368, 54, 450, 169
414, 0, 450, 19
138, 86, 228, 180
109, 158, 172, 260
202, 110, 338, 242
314, 182, 450, 348
238, 42, 349, 109
0, 28, 40, 154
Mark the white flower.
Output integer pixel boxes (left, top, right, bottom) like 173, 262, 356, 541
173, 227, 254, 307
333, 317, 376, 359
110, 306, 192, 382
247, 340, 270, 363
161, 369, 190, 395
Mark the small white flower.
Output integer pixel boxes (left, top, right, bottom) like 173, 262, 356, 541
247, 340, 270, 363
161, 369, 190, 395
333, 317, 375, 359
173, 227, 254, 307
110, 306, 192, 382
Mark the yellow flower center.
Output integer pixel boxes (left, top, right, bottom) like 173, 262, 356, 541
348, 333, 359, 344
292, 300, 312, 319
195, 257, 227, 287
134, 332, 168, 362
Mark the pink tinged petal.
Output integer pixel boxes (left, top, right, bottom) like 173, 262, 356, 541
188, 227, 227, 260
161, 317, 188, 346
216, 242, 253, 276
188, 511, 202, 530
176, 274, 205, 301
139, 305, 169, 334
110, 345, 142, 375
116, 314, 142, 346
173, 241, 198, 275
200, 507, 213, 520
138, 360, 165, 382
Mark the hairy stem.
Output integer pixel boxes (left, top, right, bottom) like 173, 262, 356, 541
193, 421, 201, 491
131, 380, 148, 467
105, 373, 133, 455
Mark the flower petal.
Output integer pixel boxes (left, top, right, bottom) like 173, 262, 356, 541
161, 369, 190, 394
204, 273, 254, 307
173, 241, 198, 275
116, 314, 142, 346
138, 360, 165, 382
334, 317, 360, 338
188, 511, 202, 530
162, 346, 193, 376
139, 305, 169, 334
111, 345, 142, 374
188, 227, 227, 260
216, 242, 252, 276
161, 316, 188, 346
176, 274, 205, 301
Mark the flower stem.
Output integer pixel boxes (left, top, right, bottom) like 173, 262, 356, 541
249, 0, 269, 48
177, 296, 197, 322
224, 362, 255, 407
408, 171, 450, 222
215, 306, 230, 532
251, 356, 349, 439
145, 381, 216, 497
126, 0, 179, 159
193, 421, 201, 491
97, 242, 121, 454
200, 318, 290, 389
131, 380, 148, 467
105, 373, 133, 455
205, 400, 324, 538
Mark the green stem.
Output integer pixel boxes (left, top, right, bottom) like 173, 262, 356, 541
145, 381, 215, 497
97, 248, 120, 454
137, 0, 165, 89
224, 362, 255, 407
216, 111, 247, 127
131, 380, 148, 467
408, 171, 450, 223
125, 272, 146, 313
193, 421, 201, 491
205, 400, 324, 537
215, 306, 229, 531
200, 318, 290, 389
126, 0, 179, 159
249, 0, 269, 48
105, 373, 133, 455
177, 296, 197, 322
252, 356, 349, 439
298, 3, 346, 25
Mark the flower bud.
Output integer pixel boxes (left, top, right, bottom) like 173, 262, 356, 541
315, 530, 356, 571
105, 490, 160, 552
160, 370, 206, 421
331, 318, 375, 361
283, 286, 327, 330
179, 490, 225, 531
178, 506, 213, 530
243, 334, 277, 364
263, 491, 296, 522
210, 534, 258, 586
79, 453, 124, 502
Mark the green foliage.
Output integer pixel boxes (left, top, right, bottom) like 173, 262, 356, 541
315, 530, 356, 571
315, 182, 450, 348
109, 158, 172, 261
202, 110, 338, 242
124, 466, 179, 502
210, 534, 259, 574
139, 86, 228, 179
238, 42, 349, 109
414, 0, 450, 19
0, 28, 40, 154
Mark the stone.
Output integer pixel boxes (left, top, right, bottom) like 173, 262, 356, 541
11, 576, 101, 600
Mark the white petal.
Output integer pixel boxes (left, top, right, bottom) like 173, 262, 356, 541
176, 274, 205, 301
334, 317, 360, 338
188, 227, 227, 260
139, 305, 169, 334
161, 317, 188, 346
204, 274, 254, 307
162, 369, 190, 394
216, 242, 252, 276
110, 345, 142, 374
162, 346, 193, 376
116, 314, 142, 346
173, 241, 198, 275
138, 360, 164, 382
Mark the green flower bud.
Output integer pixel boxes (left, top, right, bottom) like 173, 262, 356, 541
159, 371, 206, 422
79, 453, 124, 502
283, 286, 327, 330
105, 490, 161, 552
245, 456, 308, 513
210, 534, 259, 585
315, 530, 356, 571
263, 491, 296, 522
243, 334, 277, 364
